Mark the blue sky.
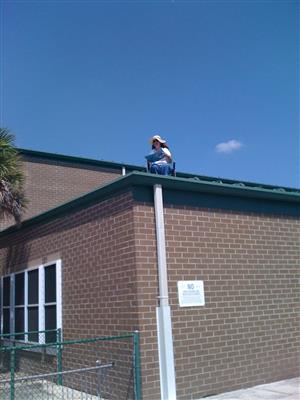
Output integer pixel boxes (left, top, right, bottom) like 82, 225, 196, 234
1, 0, 299, 188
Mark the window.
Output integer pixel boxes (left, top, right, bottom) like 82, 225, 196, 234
1, 260, 62, 343
45, 264, 57, 343
2, 276, 10, 334
28, 269, 39, 342
15, 272, 25, 340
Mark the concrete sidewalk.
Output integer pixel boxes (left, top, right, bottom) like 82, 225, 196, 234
201, 377, 299, 400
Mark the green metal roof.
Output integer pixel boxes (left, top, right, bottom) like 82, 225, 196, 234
18, 148, 300, 194
18, 148, 145, 172
0, 171, 299, 238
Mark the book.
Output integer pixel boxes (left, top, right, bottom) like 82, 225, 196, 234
145, 149, 164, 162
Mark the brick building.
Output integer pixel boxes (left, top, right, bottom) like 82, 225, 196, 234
0, 149, 299, 400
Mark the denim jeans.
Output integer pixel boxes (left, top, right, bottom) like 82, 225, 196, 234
150, 163, 172, 176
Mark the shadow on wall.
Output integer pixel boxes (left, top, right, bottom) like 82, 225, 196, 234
2, 241, 31, 274
0, 192, 134, 273
0, 191, 134, 246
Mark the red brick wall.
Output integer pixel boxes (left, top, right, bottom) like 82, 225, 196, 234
0, 155, 121, 231
133, 199, 299, 399
0, 186, 299, 399
133, 203, 161, 399
0, 190, 138, 337
0, 190, 139, 398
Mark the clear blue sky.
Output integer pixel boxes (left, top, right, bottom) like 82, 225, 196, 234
1, 0, 299, 188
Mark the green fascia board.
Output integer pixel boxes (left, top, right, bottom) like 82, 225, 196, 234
128, 172, 300, 200
1, 171, 299, 238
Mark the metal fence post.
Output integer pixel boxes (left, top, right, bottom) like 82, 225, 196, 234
133, 330, 142, 400
10, 347, 15, 400
56, 328, 63, 385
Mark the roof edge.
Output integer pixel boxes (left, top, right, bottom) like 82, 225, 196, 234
17, 148, 146, 172
1, 171, 299, 238
17, 147, 300, 193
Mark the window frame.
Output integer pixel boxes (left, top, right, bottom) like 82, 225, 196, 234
0, 260, 62, 344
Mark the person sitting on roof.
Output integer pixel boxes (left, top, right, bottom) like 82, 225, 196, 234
146, 135, 172, 176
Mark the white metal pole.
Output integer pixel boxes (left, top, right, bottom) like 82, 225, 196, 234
153, 184, 177, 400
56, 260, 62, 334
38, 265, 45, 335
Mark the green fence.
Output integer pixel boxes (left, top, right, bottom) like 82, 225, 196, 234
0, 330, 141, 400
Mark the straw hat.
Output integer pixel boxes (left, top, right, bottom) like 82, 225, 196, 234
149, 135, 166, 144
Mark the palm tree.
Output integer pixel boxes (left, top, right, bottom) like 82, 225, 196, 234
0, 127, 26, 224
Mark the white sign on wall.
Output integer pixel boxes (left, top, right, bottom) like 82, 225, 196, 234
177, 281, 205, 307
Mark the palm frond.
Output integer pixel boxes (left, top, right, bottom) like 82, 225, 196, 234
0, 128, 27, 224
